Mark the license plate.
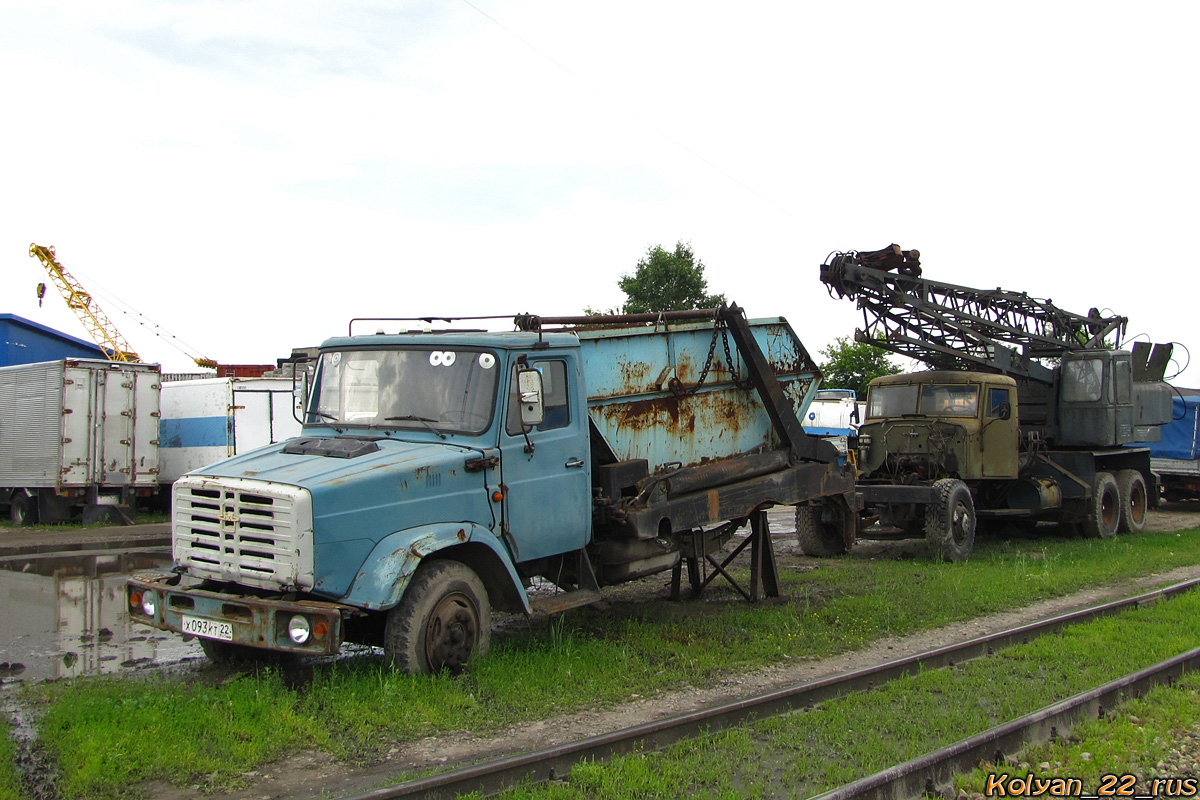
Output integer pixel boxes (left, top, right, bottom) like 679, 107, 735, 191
182, 615, 234, 642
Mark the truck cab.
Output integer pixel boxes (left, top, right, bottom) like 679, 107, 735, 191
857, 371, 1019, 482
136, 331, 589, 673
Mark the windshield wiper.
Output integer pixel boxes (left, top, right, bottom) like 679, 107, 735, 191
385, 415, 447, 440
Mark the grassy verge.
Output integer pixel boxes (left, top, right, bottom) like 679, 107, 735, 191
956, 673, 1200, 796
30, 523, 1200, 798
0, 510, 168, 532
488, 587, 1200, 799
0, 722, 19, 800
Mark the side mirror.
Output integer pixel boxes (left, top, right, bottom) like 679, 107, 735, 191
292, 362, 312, 424
517, 368, 545, 427
997, 401, 1012, 420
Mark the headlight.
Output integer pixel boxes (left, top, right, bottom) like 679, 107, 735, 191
287, 614, 312, 644
140, 590, 157, 617
858, 434, 872, 447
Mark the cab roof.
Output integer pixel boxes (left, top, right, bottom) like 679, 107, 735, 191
318, 329, 580, 351
871, 370, 1018, 387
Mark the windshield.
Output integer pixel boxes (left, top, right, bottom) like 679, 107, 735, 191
919, 384, 979, 417
307, 348, 500, 434
867, 383, 980, 418
868, 384, 919, 418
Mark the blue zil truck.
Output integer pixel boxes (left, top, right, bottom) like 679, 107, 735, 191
128, 305, 856, 673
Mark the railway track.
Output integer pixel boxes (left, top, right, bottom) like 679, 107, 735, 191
345, 577, 1200, 800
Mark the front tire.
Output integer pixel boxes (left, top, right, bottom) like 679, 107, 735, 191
385, 560, 491, 674
1081, 471, 1120, 539
795, 498, 854, 557
925, 479, 976, 562
1116, 469, 1148, 534
199, 638, 269, 664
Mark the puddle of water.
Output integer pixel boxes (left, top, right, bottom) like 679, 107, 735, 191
0, 549, 199, 684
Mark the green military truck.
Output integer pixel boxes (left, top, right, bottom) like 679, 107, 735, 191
798, 245, 1175, 561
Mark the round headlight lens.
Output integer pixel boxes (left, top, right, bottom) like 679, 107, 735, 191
140, 590, 157, 617
287, 614, 312, 645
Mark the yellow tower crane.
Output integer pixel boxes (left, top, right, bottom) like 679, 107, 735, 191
29, 243, 218, 369
29, 243, 141, 362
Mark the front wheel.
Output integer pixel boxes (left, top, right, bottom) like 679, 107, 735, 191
795, 498, 854, 557
385, 560, 491, 674
925, 479, 976, 562
198, 638, 275, 665
1116, 469, 1148, 534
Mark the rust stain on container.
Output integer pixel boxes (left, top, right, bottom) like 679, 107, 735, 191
617, 359, 652, 390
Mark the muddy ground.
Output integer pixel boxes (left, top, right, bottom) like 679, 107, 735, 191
122, 503, 1200, 800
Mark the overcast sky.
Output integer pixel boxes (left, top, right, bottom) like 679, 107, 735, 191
2, 0, 1196, 387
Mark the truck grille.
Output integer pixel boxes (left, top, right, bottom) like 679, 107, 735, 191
172, 476, 314, 591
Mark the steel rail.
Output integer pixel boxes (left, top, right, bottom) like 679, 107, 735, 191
810, 646, 1200, 800
346, 577, 1200, 800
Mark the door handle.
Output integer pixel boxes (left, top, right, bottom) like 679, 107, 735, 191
565, 458, 585, 469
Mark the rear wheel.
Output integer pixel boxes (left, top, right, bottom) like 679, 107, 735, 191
925, 479, 976, 562
1116, 469, 1148, 534
1081, 471, 1120, 539
385, 560, 491, 674
795, 498, 854, 557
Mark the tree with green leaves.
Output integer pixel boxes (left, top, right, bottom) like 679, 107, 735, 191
616, 241, 725, 314
818, 335, 903, 398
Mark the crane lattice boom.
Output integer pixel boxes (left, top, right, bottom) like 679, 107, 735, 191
29, 243, 141, 363
820, 245, 1128, 383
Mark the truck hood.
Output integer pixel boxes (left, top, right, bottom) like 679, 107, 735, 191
184, 435, 497, 598
192, 435, 480, 488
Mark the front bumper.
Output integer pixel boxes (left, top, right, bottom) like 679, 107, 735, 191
127, 575, 354, 656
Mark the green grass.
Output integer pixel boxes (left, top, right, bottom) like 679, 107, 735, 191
956, 673, 1200, 796
35, 669, 328, 798
0, 509, 168, 532
0, 721, 19, 800
488, 585, 1200, 799
29, 523, 1200, 798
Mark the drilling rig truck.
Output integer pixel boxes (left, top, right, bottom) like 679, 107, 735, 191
128, 305, 856, 673
800, 245, 1174, 562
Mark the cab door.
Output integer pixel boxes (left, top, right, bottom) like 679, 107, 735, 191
498, 354, 591, 563
981, 385, 1019, 478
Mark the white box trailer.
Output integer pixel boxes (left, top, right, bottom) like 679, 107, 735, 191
158, 377, 302, 484
0, 359, 161, 525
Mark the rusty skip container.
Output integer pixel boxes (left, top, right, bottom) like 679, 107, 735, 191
521, 307, 850, 549
578, 316, 822, 472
